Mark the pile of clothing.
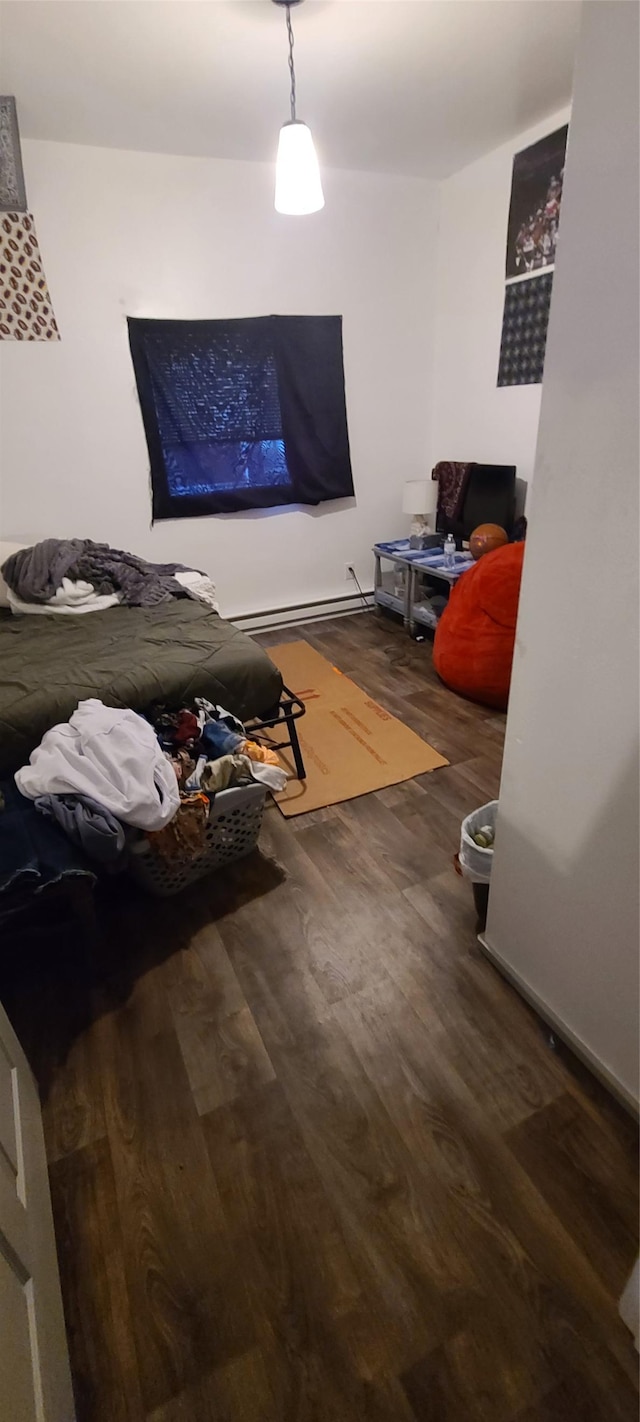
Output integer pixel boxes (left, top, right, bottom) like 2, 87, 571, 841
15, 700, 181, 865
13, 696, 287, 871
0, 777, 99, 900
0, 538, 218, 616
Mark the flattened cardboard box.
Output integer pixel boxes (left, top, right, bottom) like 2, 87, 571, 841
266, 642, 448, 816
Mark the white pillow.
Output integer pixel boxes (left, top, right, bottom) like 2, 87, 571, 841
0, 542, 28, 608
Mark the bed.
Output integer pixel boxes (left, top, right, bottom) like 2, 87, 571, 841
0, 600, 284, 774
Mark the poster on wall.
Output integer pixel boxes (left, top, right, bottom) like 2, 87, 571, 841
498, 123, 568, 387
0, 96, 27, 212
0, 213, 60, 340
0, 96, 59, 340
505, 124, 568, 279
497, 272, 553, 387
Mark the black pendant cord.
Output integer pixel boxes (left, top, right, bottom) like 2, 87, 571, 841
286, 4, 297, 121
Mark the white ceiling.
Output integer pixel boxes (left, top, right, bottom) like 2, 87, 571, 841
0, 0, 580, 179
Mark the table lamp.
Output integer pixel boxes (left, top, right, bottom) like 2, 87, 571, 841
402, 479, 439, 546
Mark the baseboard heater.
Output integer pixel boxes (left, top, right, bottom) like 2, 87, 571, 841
231, 588, 373, 635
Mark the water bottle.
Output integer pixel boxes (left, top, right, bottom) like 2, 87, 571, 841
443, 533, 456, 570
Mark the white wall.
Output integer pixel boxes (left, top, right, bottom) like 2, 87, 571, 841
484, 2, 639, 1107
0, 140, 437, 617
430, 105, 571, 513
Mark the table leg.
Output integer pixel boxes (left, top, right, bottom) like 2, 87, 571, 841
373, 552, 382, 610
405, 565, 414, 635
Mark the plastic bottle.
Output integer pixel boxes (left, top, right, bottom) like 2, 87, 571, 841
443, 533, 456, 570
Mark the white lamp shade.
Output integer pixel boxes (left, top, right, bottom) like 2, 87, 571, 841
275, 121, 324, 215
402, 479, 438, 515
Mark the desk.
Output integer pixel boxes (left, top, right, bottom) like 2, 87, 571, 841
373, 541, 474, 637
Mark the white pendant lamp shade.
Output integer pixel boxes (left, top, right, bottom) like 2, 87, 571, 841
275, 120, 324, 215
272, 0, 324, 216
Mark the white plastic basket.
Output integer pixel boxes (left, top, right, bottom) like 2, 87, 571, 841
458, 800, 498, 884
128, 783, 267, 896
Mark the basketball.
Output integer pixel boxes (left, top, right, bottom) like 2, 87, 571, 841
469, 524, 509, 560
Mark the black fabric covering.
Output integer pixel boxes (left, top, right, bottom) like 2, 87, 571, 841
128, 316, 354, 520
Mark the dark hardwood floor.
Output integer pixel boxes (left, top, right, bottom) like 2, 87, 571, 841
3, 611, 638, 1421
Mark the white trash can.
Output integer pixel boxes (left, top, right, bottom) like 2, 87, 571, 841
457, 799, 498, 930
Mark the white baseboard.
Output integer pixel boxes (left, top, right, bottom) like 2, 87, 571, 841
478, 932, 639, 1119
230, 592, 374, 635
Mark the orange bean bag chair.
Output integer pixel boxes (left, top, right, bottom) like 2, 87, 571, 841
433, 541, 525, 711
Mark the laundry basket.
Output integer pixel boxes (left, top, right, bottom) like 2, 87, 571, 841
128, 783, 267, 896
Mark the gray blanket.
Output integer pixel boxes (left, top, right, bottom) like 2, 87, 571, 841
1, 538, 189, 607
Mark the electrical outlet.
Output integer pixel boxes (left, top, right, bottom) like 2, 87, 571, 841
345, 563, 356, 581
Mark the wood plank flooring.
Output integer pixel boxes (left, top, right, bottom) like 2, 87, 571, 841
2, 611, 638, 1421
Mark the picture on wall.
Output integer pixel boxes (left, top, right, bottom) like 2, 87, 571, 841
0, 96, 27, 212
498, 123, 568, 387
505, 124, 568, 280
0, 213, 60, 340
497, 271, 553, 387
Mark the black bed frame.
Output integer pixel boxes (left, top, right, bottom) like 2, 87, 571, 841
246, 685, 306, 782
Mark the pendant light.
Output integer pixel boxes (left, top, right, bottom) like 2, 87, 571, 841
272, 0, 324, 215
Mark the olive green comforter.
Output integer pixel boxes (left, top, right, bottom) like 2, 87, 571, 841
0, 601, 282, 774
